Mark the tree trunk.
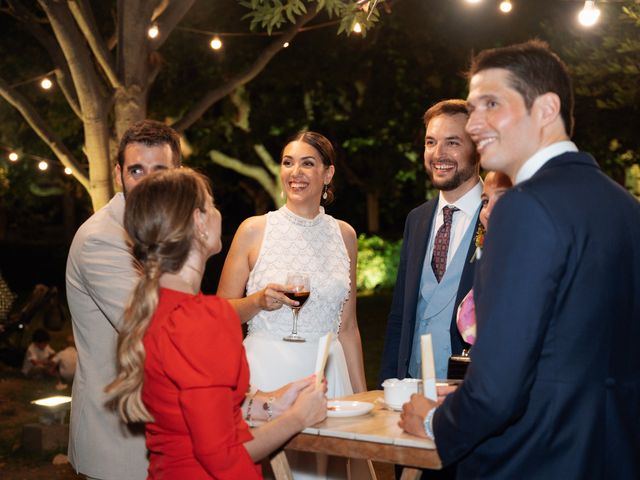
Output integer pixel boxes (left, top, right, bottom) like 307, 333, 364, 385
366, 191, 379, 233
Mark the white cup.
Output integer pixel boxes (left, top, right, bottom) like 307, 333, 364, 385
381, 378, 423, 410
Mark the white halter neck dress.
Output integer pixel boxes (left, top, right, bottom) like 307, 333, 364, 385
244, 206, 353, 398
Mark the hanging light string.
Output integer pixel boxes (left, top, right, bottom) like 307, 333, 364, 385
0, 144, 72, 175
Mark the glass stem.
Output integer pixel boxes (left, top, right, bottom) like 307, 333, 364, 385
292, 308, 300, 335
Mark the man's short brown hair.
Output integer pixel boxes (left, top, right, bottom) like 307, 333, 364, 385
466, 39, 574, 137
116, 120, 182, 168
423, 99, 469, 128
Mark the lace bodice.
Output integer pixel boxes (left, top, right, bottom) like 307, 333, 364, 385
246, 206, 351, 341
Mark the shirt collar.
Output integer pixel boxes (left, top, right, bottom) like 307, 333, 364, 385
515, 141, 578, 184
437, 180, 483, 217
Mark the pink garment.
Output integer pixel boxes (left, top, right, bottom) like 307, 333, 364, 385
456, 289, 476, 345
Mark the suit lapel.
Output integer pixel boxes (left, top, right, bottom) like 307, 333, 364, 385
405, 199, 438, 303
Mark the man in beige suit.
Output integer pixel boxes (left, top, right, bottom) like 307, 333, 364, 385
66, 120, 181, 479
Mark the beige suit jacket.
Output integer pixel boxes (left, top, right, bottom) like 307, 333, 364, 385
66, 193, 147, 480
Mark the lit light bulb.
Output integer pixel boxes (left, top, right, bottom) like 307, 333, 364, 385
283, 42, 290, 48
578, 1, 600, 27
64, 167, 73, 175
465, 0, 482, 4
8, 152, 19, 162
40, 78, 53, 90
352, 22, 362, 34
499, 0, 512, 13
210, 37, 222, 50
148, 24, 159, 39
38, 161, 48, 171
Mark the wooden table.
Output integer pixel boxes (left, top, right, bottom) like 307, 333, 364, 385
270, 390, 441, 480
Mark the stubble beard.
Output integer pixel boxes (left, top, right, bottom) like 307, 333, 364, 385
428, 159, 477, 192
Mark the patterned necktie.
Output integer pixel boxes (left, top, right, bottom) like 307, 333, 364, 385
431, 205, 458, 282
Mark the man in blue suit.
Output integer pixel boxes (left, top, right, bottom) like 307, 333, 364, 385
379, 99, 482, 385
400, 40, 640, 479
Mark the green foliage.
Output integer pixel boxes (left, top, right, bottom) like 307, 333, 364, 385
625, 164, 640, 200
356, 234, 401, 292
240, 0, 382, 35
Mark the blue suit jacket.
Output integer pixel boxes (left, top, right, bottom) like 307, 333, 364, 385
379, 198, 480, 384
434, 152, 640, 478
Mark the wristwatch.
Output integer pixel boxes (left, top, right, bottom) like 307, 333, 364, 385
423, 407, 436, 440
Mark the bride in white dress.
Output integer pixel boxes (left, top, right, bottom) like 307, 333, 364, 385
218, 132, 369, 479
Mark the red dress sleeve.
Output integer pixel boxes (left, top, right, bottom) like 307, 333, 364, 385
161, 295, 260, 479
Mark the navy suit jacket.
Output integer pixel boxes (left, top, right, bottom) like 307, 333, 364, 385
434, 152, 640, 478
379, 197, 480, 384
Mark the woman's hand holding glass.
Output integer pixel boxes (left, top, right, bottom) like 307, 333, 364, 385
256, 283, 301, 312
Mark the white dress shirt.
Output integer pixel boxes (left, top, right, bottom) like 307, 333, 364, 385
427, 181, 483, 266
515, 141, 578, 184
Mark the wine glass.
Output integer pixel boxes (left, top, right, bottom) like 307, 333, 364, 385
282, 273, 310, 342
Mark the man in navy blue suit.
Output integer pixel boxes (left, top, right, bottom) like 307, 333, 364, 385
400, 40, 640, 479
379, 100, 482, 386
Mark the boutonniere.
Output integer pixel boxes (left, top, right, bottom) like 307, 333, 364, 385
471, 223, 485, 262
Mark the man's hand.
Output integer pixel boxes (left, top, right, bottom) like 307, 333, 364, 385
399, 393, 437, 438
437, 383, 458, 404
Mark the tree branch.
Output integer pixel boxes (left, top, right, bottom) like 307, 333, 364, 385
209, 149, 282, 206
172, 6, 319, 132
150, 0, 196, 51
6, 0, 81, 118
253, 144, 280, 176
39, 0, 114, 209
0, 75, 89, 190
38, 0, 109, 104
68, 0, 120, 89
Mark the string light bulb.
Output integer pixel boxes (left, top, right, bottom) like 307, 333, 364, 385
38, 160, 48, 171
40, 78, 53, 90
465, 0, 482, 4
64, 167, 73, 175
8, 152, 19, 162
210, 36, 222, 50
148, 24, 159, 39
499, 1, 513, 13
352, 22, 362, 34
578, 1, 600, 27
283, 42, 290, 48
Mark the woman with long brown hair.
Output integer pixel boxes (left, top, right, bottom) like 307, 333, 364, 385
107, 168, 326, 479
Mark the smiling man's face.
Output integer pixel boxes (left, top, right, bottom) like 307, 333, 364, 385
424, 112, 479, 198
466, 68, 540, 180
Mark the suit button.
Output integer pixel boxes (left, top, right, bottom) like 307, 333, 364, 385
605, 378, 616, 387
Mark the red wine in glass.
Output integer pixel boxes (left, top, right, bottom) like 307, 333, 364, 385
284, 291, 310, 308
283, 273, 310, 342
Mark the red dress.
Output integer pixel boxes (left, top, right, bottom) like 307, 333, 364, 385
142, 288, 262, 479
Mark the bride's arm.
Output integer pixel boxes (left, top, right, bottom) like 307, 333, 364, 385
336, 221, 367, 393
218, 217, 291, 323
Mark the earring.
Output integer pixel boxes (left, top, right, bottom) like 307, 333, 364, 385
200, 231, 208, 241
280, 190, 284, 199
322, 184, 328, 200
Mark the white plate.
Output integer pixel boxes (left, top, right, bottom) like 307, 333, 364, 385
326, 400, 374, 418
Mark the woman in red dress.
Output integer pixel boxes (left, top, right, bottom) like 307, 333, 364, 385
107, 168, 327, 479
